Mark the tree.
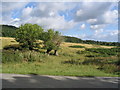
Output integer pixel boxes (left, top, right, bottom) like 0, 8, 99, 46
41, 29, 64, 55
15, 23, 43, 50
52, 31, 64, 55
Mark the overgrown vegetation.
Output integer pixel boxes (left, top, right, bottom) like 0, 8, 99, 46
15, 24, 63, 55
1, 24, 120, 77
84, 48, 119, 57
40, 29, 64, 55
2, 47, 120, 76
1, 25, 120, 46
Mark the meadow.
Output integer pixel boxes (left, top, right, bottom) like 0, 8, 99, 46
1, 37, 120, 77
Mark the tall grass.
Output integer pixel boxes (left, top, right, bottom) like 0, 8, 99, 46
1, 37, 120, 76
2, 50, 46, 63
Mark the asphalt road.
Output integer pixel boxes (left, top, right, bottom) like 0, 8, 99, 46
1, 73, 119, 88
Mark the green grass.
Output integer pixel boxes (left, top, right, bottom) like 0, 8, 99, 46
69, 45, 85, 48
2, 50, 119, 77
2, 62, 118, 77
1, 37, 120, 77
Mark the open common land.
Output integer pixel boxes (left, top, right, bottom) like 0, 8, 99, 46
1, 37, 119, 77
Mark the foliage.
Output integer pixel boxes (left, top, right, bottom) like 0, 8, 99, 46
63, 36, 83, 43
85, 48, 119, 56
0, 25, 17, 37
99, 64, 119, 73
2, 40, 120, 76
63, 36, 120, 46
1, 24, 120, 76
41, 29, 64, 55
2, 50, 45, 63
69, 45, 85, 48
3, 44, 22, 50
1, 25, 119, 46
15, 23, 44, 50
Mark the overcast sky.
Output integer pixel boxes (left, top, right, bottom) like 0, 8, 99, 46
1, 0, 119, 42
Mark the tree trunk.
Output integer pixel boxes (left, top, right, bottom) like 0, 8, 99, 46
28, 41, 33, 50
46, 49, 51, 55
54, 50, 58, 56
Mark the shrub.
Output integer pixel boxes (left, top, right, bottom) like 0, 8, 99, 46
85, 48, 119, 56
99, 64, 118, 73
62, 58, 81, 65
2, 50, 23, 63
82, 58, 102, 65
2, 50, 43, 63
3, 44, 22, 50
69, 45, 85, 48
76, 50, 85, 54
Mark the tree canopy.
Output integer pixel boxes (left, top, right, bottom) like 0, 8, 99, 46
41, 29, 64, 55
15, 24, 63, 55
15, 23, 43, 50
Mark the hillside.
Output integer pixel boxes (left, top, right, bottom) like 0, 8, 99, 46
0, 25, 18, 37
1, 25, 119, 46
1, 37, 119, 76
63, 36, 120, 46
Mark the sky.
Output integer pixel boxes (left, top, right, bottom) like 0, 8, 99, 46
1, 0, 119, 42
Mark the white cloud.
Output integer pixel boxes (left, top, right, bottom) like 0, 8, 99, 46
2, 2, 29, 26
82, 30, 118, 42
74, 2, 112, 22
87, 19, 97, 24
76, 9, 83, 16
22, 7, 33, 18
1, 2, 118, 42
80, 24, 85, 29
28, 16, 75, 31
29, 3, 76, 18
18, 3, 77, 30
2, 2, 27, 13
102, 10, 118, 24
90, 24, 105, 30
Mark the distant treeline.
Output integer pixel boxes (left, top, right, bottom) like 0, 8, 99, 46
0, 25, 17, 37
1, 25, 120, 46
63, 36, 120, 46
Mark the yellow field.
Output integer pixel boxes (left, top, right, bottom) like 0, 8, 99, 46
61, 42, 114, 48
0, 37, 19, 49
0, 37, 114, 50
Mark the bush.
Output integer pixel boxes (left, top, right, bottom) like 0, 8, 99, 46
61, 53, 74, 57
76, 50, 85, 54
85, 48, 119, 56
99, 64, 118, 73
82, 58, 103, 65
2, 50, 43, 63
62, 58, 81, 65
3, 44, 22, 50
69, 45, 85, 48
2, 50, 23, 63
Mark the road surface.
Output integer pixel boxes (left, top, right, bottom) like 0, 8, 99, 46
1, 73, 119, 88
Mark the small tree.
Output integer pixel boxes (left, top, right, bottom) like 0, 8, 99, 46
52, 31, 64, 55
15, 23, 43, 50
41, 29, 64, 55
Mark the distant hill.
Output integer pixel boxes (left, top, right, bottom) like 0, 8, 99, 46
1, 25, 119, 46
63, 36, 83, 43
0, 25, 17, 37
63, 36, 119, 46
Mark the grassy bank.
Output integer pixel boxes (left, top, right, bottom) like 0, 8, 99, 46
1, 37, 120, 77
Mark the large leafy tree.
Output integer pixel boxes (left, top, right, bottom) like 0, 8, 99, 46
15, 23, 43, 50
